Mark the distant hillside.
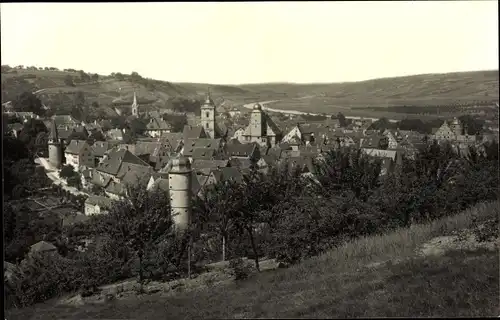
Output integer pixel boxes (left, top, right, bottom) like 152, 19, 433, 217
240, 70, 499, 105
2, 67, 498, 117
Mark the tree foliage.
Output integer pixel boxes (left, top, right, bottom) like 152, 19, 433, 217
91, 186, 176, 282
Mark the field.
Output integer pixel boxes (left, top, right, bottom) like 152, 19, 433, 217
6, 201, 499, 319
2, 68, 498, 119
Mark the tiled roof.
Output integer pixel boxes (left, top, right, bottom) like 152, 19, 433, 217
90, 170, 112, 187
191, 159, 230, 171
225, 143, 257, 158
96, 148, 150, 176
105, 181, 127, 196
211, 167, 244, 184
64, 140, 89, 155
183, 125, 207, 140
229, 158, 253, 169
85, 195, 114, 208
183, 138, 221, 156
192, 148, 217, 160
146, 117, 172, 131
92, 141, 112, 157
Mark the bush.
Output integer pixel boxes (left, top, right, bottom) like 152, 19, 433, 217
228, 258, 252, 281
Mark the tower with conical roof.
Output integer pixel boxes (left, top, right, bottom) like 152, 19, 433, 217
48, 119, 63, 169
200, 88, 217, 138
168, 155, 192, 231
131, 92, 139, 117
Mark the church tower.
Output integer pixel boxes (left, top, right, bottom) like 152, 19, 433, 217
48, 119, 63, 169
131, 92, 139, 117
250, 103, 266, 138
450, 117, 462, 136
200, 89, 217, 138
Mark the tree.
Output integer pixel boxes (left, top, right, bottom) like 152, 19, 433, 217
130, 71, 142, 82
127, 118, 147, 136
79, 70, 90, 82
60, 164, 77, 180
64, 75, 75, 87
92, 185, 175, 284
194, 180, 241, 262
91, 73, 99, 83
336, 112, 348, 127
162, 113, 188, 132
114, 72, 125, 81
13, 92, 44, 116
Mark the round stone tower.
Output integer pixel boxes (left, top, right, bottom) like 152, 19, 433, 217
168, 156, 192, 231
48, 119, 63, 169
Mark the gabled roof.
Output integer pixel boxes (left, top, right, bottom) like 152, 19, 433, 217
259, 154, 279, 167
85, 195, 114, 209
105, 181, 127, 196
183, 125, 207, 140
225, 143, 257, 158
134, 141, 159, 156
211, 167, 244, 184
360, 136, 384, 149
30, 241, 57, 253
228, 158, 253, 169
96, 148, 150, 176
146, 117, 172, 131
119, 166, 153, 187
264, 113, 282, 136
90, 170, 112, 187
92, 141, 112, 157
183, 138, 221, 156
64, 140, 89, 155
191, 159, 230, 171
192, 148, 218, 160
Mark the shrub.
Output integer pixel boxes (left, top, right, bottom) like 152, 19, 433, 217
228, 258, 252, 281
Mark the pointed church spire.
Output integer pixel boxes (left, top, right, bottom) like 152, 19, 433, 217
48, 119, 59, 141
133, 91, 138, 106
204, 87, 214, 107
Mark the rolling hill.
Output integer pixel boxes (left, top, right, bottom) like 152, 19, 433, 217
2, 68, 498, 118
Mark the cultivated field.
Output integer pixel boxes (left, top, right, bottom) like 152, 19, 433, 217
6, 201, 498, 319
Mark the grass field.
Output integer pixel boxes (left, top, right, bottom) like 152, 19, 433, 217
6, 201, 498, 319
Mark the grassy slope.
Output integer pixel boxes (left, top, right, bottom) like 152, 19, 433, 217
7, 201, 499, 319
2, 69, 498, 112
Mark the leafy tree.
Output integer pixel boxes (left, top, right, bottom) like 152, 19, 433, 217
64, 75, 75, 87
91, 73, 99, 82
162, 113, 188, 132
60, 164, 77, 179
127, 118, 147, 136
130, 71, 142, 83
79, 70, 90, 82
13, 92, 44, 116
92, 185, 175, 283
336, 112, 348, 127
194, 180, 241, 261
114, 72, 125, 81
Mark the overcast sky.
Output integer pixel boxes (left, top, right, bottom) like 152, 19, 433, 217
1, 1, 498, 84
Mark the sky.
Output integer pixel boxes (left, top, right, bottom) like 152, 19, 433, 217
1, 1, 498, 85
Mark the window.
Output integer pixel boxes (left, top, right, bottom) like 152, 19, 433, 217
206, 112, 210, 118
206, 123, 209, 129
